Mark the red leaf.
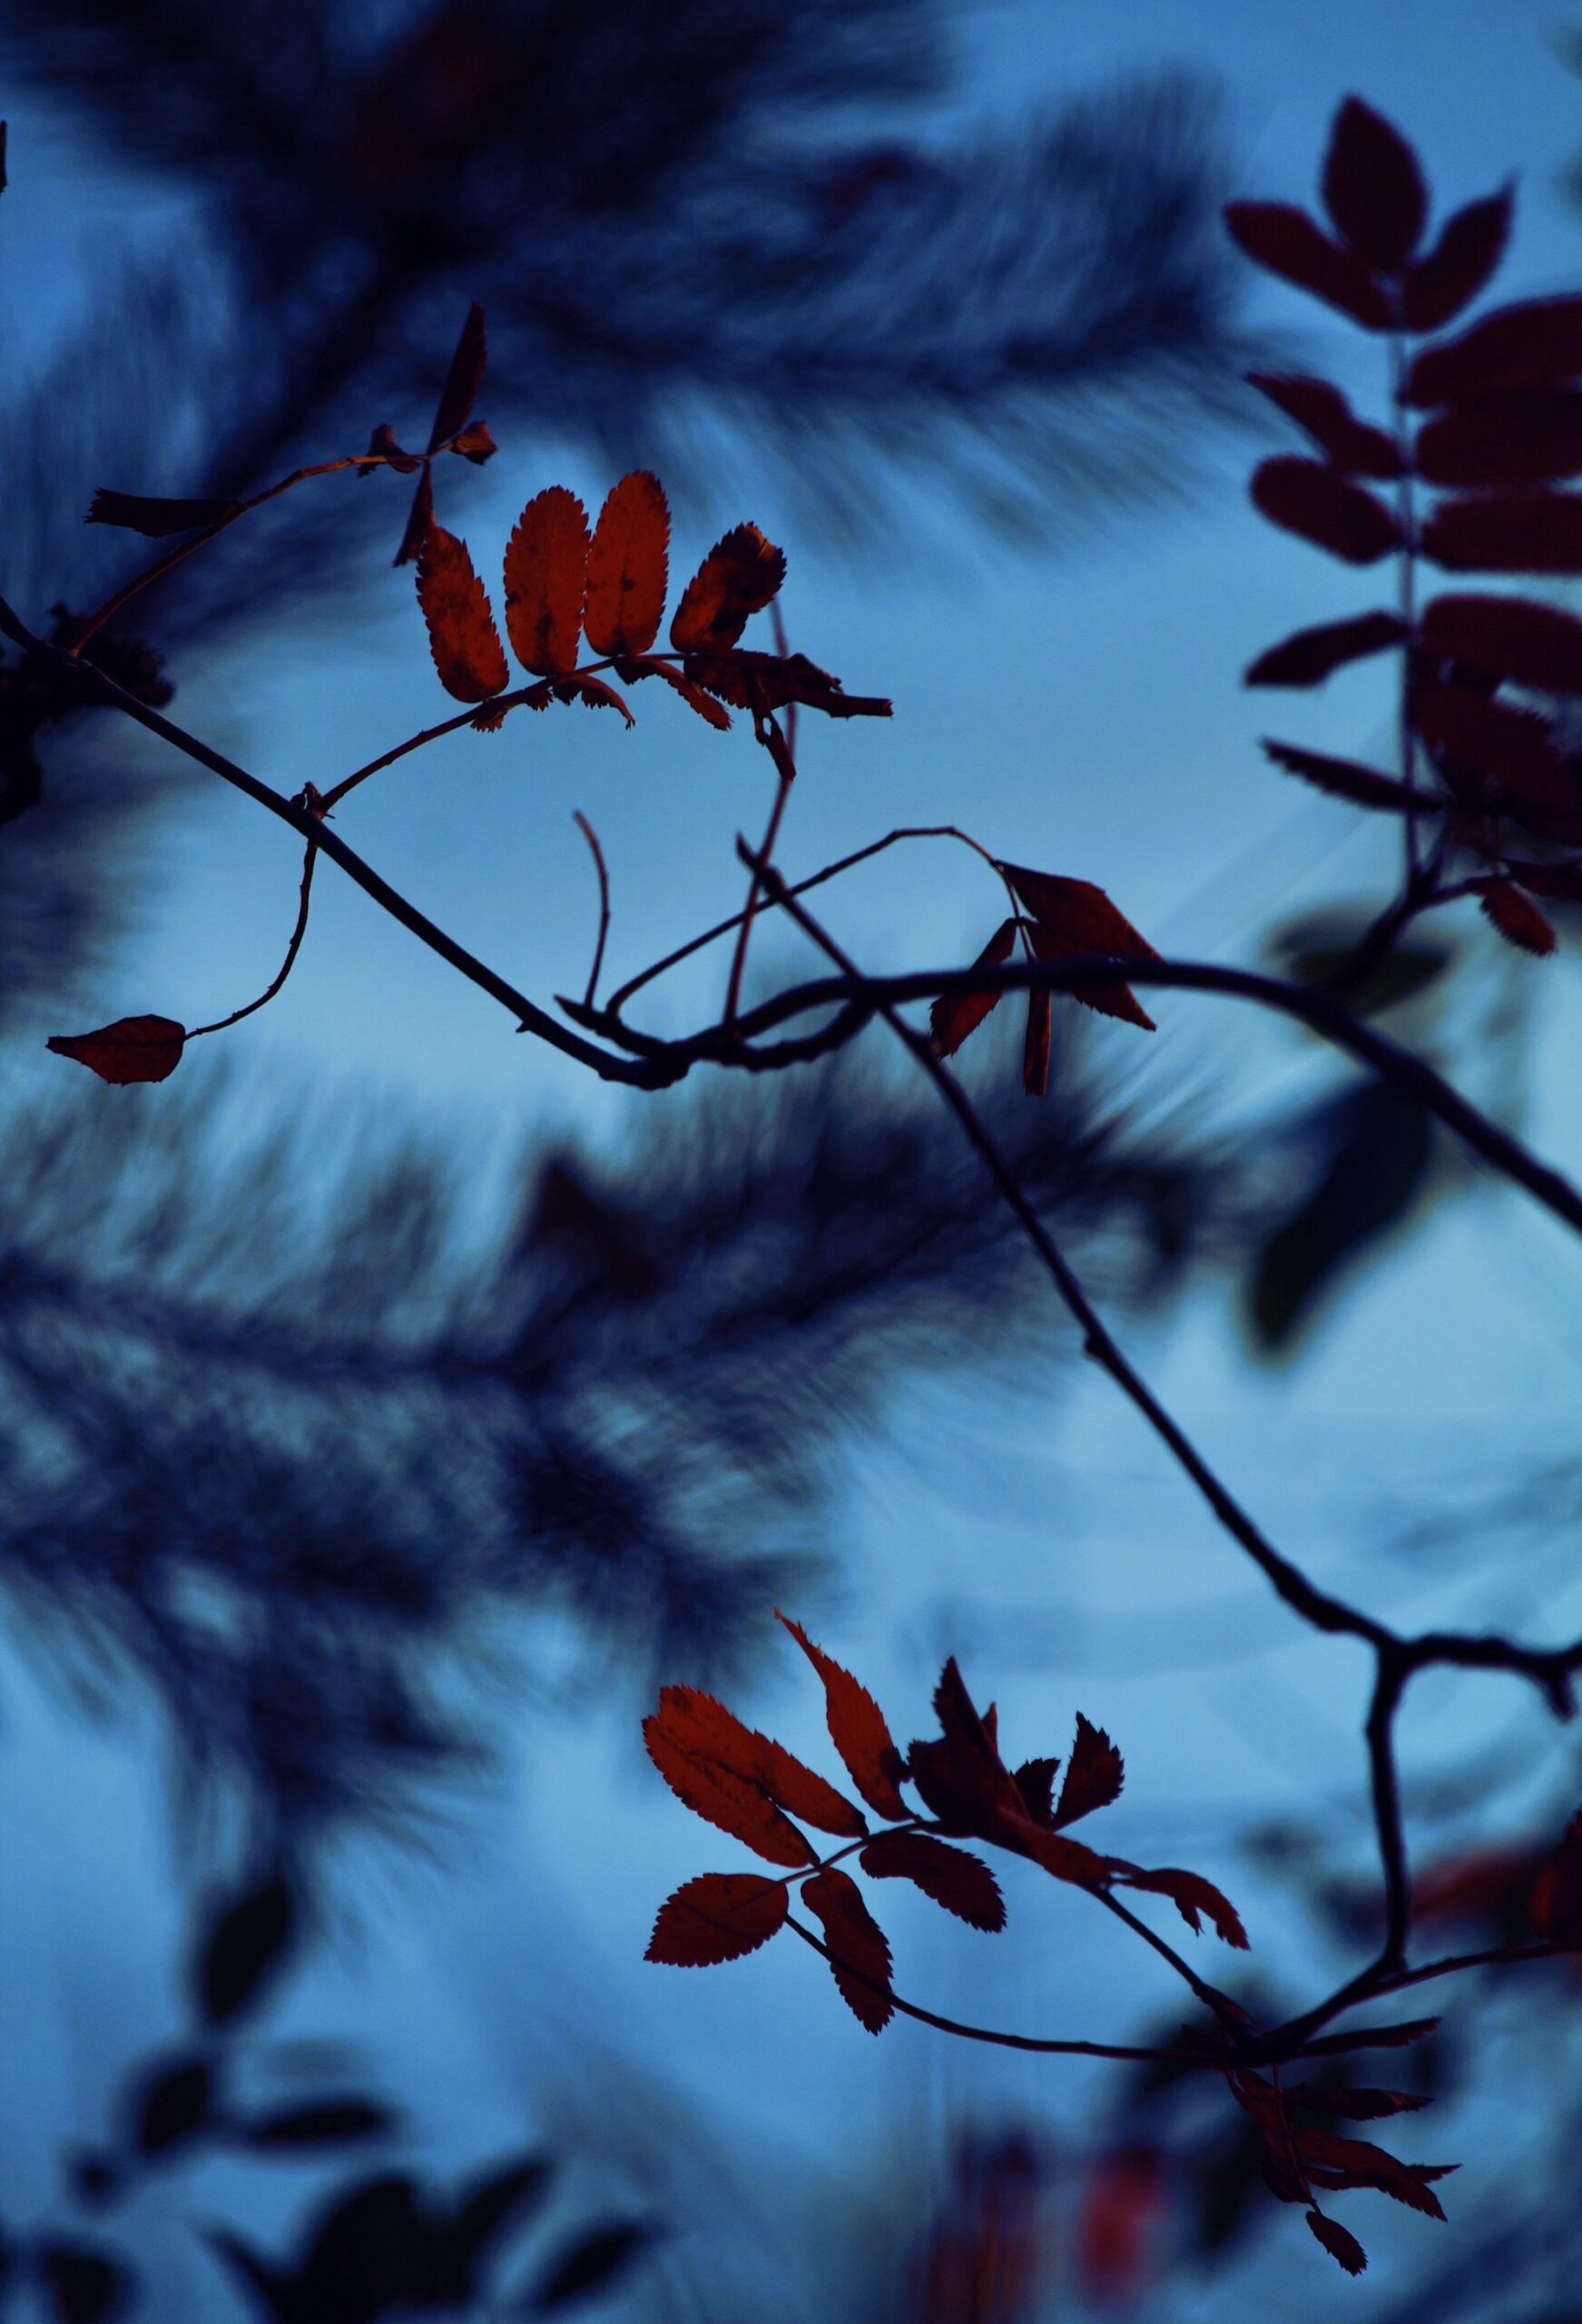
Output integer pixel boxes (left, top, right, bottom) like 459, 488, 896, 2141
1402, 188, 1513, 333
1509, 857, 1582, 903
1421, 593, 1582, 694
1293, 2132, 1453, 2220
914, 1658, 1028, 1832
1417, 394, 1582, 488
1052, 1713, 1125, 1828
801, 1866, 893, 2033
1261, 738, 1419, 812
585, 472, 670, 658
930, 918, 1018, 1058
427, 302, 487, 451
1247, 373, 1401, 478
860, 1832, 1006, 1931
504, 487, 590, 675
1305, 2211, 1368, 2276
394, 466, 435, 568
1118, 1864, 1249, 1948
1000, 864, 1159, 1031
416, 525, 509, 702
1407, 295, 1582, 407
1245, 611, 1406, 688
645, 1873, 788, 1966
86, 489, 241, 537
617, 656, 733, 729
47, 1014, 185, 1085
1422, 489, 1582, 575
643, 1717, 816, 1869
1414, 689, 1582, 837
1223, 202, 1390, 328
447, 419, 496, 466
775, 1613, 909, 1820
651, 1688, 865, 1837
1479, 879, 1557, 956
1021, 986, 1053, 1098
1251, 457, 1401, 563
1283, 2086, 1429, 2121
669, 524, 786, 654
1532, 1808, 1582, 1941
1322, 98, 1426, 271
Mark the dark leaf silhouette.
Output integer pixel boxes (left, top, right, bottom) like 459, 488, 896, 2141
416, 526, 510, 703
1322, 97, 1426, 271
1245, 611, 1405, 688
584, 472, 670, 659
505, 488, 590, 676
930, 918, 1019, 1058
295, 2171, 429, 2324
909, 1659, 1109, 1887
1222, 202, 1390, 327
1260, 740, 1421, 813
1283, 2084, 1429, 2121
1014, 1756, 1060, 1823
1478, 880, 1557, 957
1421, 488, 1582, 575
683, 647, 890, 721
1294, 2132, 1453, 2219
644, 1708, 818, 1869
47, 1015, 185, 1085
1417, 394, 1582, 487
1247, 373, 1400, 478
1022, 984, 1053, 1097
205, 2230, 293, 2321
1305, 2209, 1368, 2275
394, 468, 436, 572
36, 2245, 133, 2324
802, 1865, 894, 2033
646, 1871, 789, 1965
1001, 863, 1160, 1030
132, 2052, 215, 2156
1531, 1808, 1582, 1941
1406, 294, 1582, 406
85, 488, 241, 536
669, 525, 785, 654
241, 2099, 397, 2150
1403, 188, 1513, 330
192, 1873, 297, 2026
1415, 689, 1582, 837
860, 1830, 1006, 1930
1118, 1864, 1249, 1947
447, 419, 497, 466
775, 1613, 909, 1820
528, 2219, 655, 2312
1052, 1713, 1125, 1828
1421, 592, 1582, 693
1250, 458, 1401, 564
552, 675, 634, 726
365, 424, 421, 474
648, 1683, 865, 1836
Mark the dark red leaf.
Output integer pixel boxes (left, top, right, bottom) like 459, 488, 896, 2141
802, 1866, 893, 2033
1415, 688, 1582, 837
651, 1686, 866, 1837
1305, 2211, 1368, 2275
1402, 188, 1513, 332
1245, 610, 1405, 688
860, 1832, 1006, 1931
416, 525, 509, 702
1001, 864, 1159, 1030
365, 423, 421, 473
683, 647, 890, 721
1251, 457, 1401, 563
552, 675, 634, 726
1283, 2085, 1428, 2121
1422, 489, 1582, 574
1322, 98, 1426, 271
1223, 202, 1390, 327
48, 1014, 185, 1085
1407, 294, 1582, 407
86, 489, 241, 537
1293, 2132, 1453, 2220
1052, 1714, 1125, 1828
645, 1873, 788, 1965
427, 302, 486, 451
669, 524, 786, 653
1478, 879, 1557, 956
930, 918, 1018, 1059
1261, 738, 1419, 811
447, 419, 496, 466
1417, 394, 1582, 487
1421, 593, 1582, 693
617, 656, 733, 729
644, 1715, 817, 1869
1247, 373, 1401, 477
585, 472, 670, 658
394, 466, 434, 567
775, 1612, 909, 1820
1531, 1808, 1582, 1941
504, 487, 589, 675
1021, 986, 1053, 1097
1118, 1864, 1249, 1947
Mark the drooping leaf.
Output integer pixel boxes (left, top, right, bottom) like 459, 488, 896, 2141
1403, 190, 1512, 335
1478, 879, 1557, 956
1223, 202, 1390, 327
650, 1685, 866, 1837
1250, 457, 1401, 563
1001, 863, 1160, 1030
645, 1872, 789, 1965
1417, 394, 1582, 487
617, 656, 732, 729
85, 488, 241, 536
585, 472, 670, 657
366, 423, 421, 473
529, 2219, 655, 2312
1246, 373, 1401, 477
504, 487, 590, 675
643, 1717, 817, 1868
1321, 97, 1426, 272
48, 1015, 185, 1085
36, 2245, 133, 2324
1119, 1864, 1249, 1948
241, 2100, 397, 2150
802, 1866, 893, 2034
427, 302, 486, 451
930, 918, 1018, 1058
1293, 2132, 1454, 2220
1305, 2211, 1368, 2275
1261, 739, 1422, 812
1245, 611, 1405, 688
551, 675, 634, 725
1421, 592, 1582, 693
683, 647, 890, 720
1415, 688, 1582, 837
416, 526, 510, 702
132, 2054, 215, 2156
1406, 294, 1582, 406
1531, 1807, 1582, 1941
1021, 985, 1053, 1097
1052, 1713, 1125, 1828
775, 1613, 909, 1820
860, 1831, 1006, 1930
669, 524, 786, 653
192, 1872, 296, 2026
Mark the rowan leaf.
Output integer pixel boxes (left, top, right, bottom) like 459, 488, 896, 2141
1421, 593, 1582, 693
504, 487, 589, 675
1414, 689, 1581, 836
1052, 1713, 1125, 1828
930, 918, 1018, 1058
617, 657, 733, 729
1417, 394, 1582, 488
1261, 739, 1422, 812
669, 524, 785, 653
416, 525, 509, 702
651, 1685, 866, 1837
802, 1866, 893, 2033
1001, 865, 1159, 1029
1322, 97, 1426, 271
585, 472, 670, 657
775, 1612, 909, 1819
860, 1832, 1006, 1931
1223, 202, 1390, 327
48, 1015, 185, 1085
447, 419, 496, 466
1406, 294, 1582, 407
645, 1873, 788, 1966
1479, 879, 1557, 956
1402, 188, 1513, 332
552, 675, 634, 726
86, 488, 241, 536
1305, 2211, 1368, 2275
1251, 458, 1401, 563
1247, 373, 1401, 478
1422, 488, 1582, 575
1245, 611, 1405, 688
1118, 1864, 1249, 1947
643, 1716, 816, 1868
1021, 986, 1053, 1098
682, 647, 890, 721
1013, 1757, 1060, 1824
427, 301, 486, 451
1293, 2132, 1454, 2220
1531, 1808, 1582, 1941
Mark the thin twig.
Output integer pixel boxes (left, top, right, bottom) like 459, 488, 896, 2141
573, 811, 612, 1010
722, 713, 797, 1027
1364, 1649, 1412, 1978
187, 833, 320, 1039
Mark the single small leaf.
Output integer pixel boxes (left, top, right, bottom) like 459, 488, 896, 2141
1417, 394, 1582, 487
417, 525, 510, 702
669, 523, 786, 653
650, 1685, 866, 1837
1421, 593, 1582, 694
1261, 739, 1420, 812
585, 472, 670, 657
192, 1872, 296, 2025
645, 1872, 789, 1965
447, 419, 497, 465
1052, 1713, 1125, 1828
802, 1866, 893, 2033
85, 488, 241, 536
427, 302, 487, 450
1415, 688, 1581, 836
1293, 2132, 1454, 2220
1402, 188, 1513, 332
1013, 1756, 1060, 1824
930, 918, 1018, 1058
1021, 986, 1053, 1098
529, 2219, 655, 2313
1322, 97, 1426, 271
1001, 864, 1158, 1030
1305, 2210, 1368, 2275
1251, 457, 1401, 563
1119, 1864, 1249, 1948
618, 655, 732, 729
1531, 1807, 1582, 1941
683, 647, 890, 720
1247, 373, 1401, 477
133, 2053, 215, 2157
241, 2100, 396, 2150
552, 674, 634, 725
1406, 294, 1582, 407
643, 1718, 816, 1868
860, 1831, 1006, 1930
365, 423, 421, 472
48, 1015, 185, 1085
775, 1612, 910, 1820
36, 2245, 133, 2324
1245, 610, 1405, 688
504, 487, 590, 675
1223, 202, 1390, 327
1479, 879, 1557, 956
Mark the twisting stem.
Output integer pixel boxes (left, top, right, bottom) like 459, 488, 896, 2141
573, 812, 612, 1009
187, 832, 320, 1039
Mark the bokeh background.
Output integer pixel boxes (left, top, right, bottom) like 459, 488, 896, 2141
5, 2, 1582, 2317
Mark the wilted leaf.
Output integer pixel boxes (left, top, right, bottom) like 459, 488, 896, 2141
1406, 294, 1582, 407
1322, 97, 1426, 271
618, 656, 732, 729
36, 2245, 133, 2324
775, 1613, 910, 1820
133, 2053, 215, 2157
417, 526, 510, 702
48, 1015, 185, 1085
1531, 1807, 1582, 1941
85, 488, 241, 536
1001, 864, 1159, 1030
1248, 373, 1400, 476
1251, 457, 1401, 563
1223, 202, 1390, 327
192, 1872, 296, 2026
1119, 1864, 1249, 1947
1245, 610, 1405, 688
644, 1716, 817, 1868
1052, 1714, 1125, 1828
1261, 739, 1420, 812
1021, 986, 1053, 1097
1305, 2210, 1368, 2275
241, 2100, 396, 2150
529, 2220, 655, 2312
650, 1685, 865, 1836
646, 1872, 789, 1966
1417, 394, 1582, 487
366, 422, 421, 473
1013, 1757, 1060, 1823
584, 472, 670, 657
669, 524, 785, 653
1422, 489, 1582, 574
802, 1866, 893, 2033
505, 487, 590, 675
1479, 879, 1557, 956
931, 918, 1018, 1058
1508, 857, 1582, 903
860, 1831, 1006, 1930
1403, 188, 1513, 331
